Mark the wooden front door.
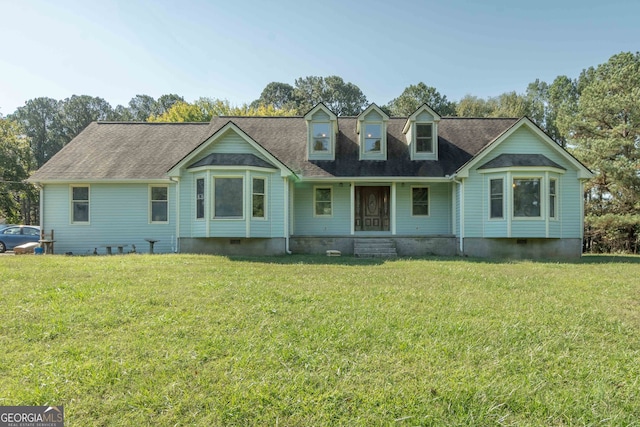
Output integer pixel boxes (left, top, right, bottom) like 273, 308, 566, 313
355, 186, 390, 231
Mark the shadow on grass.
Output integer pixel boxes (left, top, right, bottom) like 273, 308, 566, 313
226, 253, 640, 266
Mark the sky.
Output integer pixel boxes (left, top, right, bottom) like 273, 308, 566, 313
1, 0, 639, 116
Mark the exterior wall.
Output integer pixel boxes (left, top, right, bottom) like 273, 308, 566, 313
180, 237, 285, 256
463, 126, 585, 240
289, 236, 457, 256
178, 170, 286, 239
292, 182, 352, 235
41, 182, 177, 254
292, 181, 453, 237
395, 182, 451, 235
177, 129, 288, 241
463, 238, 583, 259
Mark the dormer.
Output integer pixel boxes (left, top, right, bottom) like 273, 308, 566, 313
304, 103, 338, 161
402, 104, 441, 161
356, 104, 389, 161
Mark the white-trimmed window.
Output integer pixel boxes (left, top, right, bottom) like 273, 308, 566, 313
490, 178, 504, 219
150, 185, 168, 223
411, 187, 429, 216
513, 178, 541, 218
213, 176, 244, 219
416, 123, 434, 153
196, 178, 205, 219
311, 123, 331, 153
71, 186, 89, 223
364, 123, 382, 153
252, 177, 266, 219
314, 187, 332, 217
549, 178, 557, 219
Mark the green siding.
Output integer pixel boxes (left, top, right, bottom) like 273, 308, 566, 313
463, 126, 585, 239
195, 130, 270, 160
293, 182, 453, 237
293, 183, 351, 235
311, 110, 331, 121
176, 127, 288, 239
362, 110, 383, 121
395, 183, 451, 235
416, 111, 434, 122
42, 183, 177, 254
178, 171, 286, 239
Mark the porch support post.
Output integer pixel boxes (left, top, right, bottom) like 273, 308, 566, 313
350, 181, 355, 235
391, 182, 396, 235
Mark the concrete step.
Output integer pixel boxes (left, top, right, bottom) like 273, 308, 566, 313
354, 238, 398, 258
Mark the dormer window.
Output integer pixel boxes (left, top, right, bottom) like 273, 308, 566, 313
403, 104, 441, 161
364, 123, 382, 153
357, 104, 389, 160
312, 122, 331, 153
416, 123, 433, 153
304, 103, 338, 160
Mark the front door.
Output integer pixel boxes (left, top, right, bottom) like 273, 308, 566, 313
355, 186, 390, 231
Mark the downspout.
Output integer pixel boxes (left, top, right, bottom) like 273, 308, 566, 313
450, 174, 464, 255
169, 177, 180, 253
284, 177, 292, 254
35, 183, 43, 229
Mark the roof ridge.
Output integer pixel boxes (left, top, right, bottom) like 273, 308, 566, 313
96, 121, 210, 125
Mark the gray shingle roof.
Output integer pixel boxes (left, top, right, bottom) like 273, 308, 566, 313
30, 122, 210, 180
30, 116, 519, 181
188, 153, 277, 169
478, 153, 566, 170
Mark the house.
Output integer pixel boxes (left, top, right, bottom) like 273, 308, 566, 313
28, 103, 593, 258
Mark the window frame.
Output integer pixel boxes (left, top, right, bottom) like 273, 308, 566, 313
149, 185, 169, 223
252, 177, 267, 220
212, 176, 245, 220
313, 186, 333, 217
310, 122, 332, 154
195, 177, 205, 220
415, 123, 434, 154
489, 178, 504, 220
512, 177, 542, 219
360, 120, 387, 160
549, 177, 558, 220
411, 186, 430, 217
70, 185, 90, 224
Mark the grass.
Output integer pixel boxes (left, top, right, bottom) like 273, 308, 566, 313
1, 254, 639, 426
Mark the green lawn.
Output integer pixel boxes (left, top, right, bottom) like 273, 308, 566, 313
1, 254, 639, 426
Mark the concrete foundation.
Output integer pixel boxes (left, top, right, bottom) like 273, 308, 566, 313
289, 236, 457, 257
462, 238, 583, 259
179, 237, 286, 256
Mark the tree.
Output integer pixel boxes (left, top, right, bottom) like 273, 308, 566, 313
59, 95, 114, 143
455, 95, 494, 117
111, 104, 135, 121
11, 97, 63, 168
524, 79, 548, 126
148, 101, 210, 122
488, 91, 530, 118
293, 76, 368, 116
251, 82, 296, 110
0, 116, 37, 223
148, 98, 299, 122
156, 94, 185, 114
547, 75, 579, 147
563, 52, 640, 252
386, 83, 456, 117
128, 95, 158, 121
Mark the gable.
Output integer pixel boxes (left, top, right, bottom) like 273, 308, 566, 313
456, 119, 593, 179
168, 121, 294, 178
